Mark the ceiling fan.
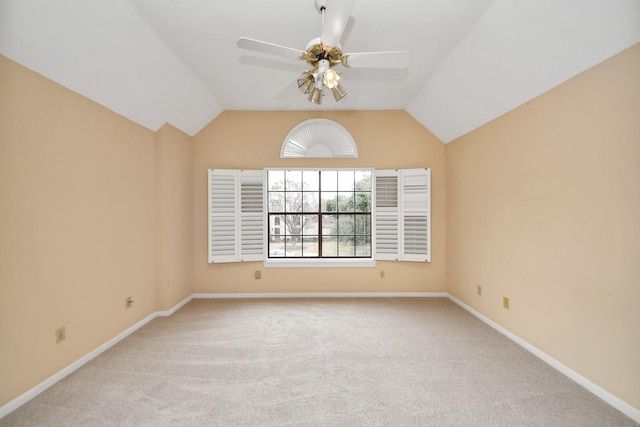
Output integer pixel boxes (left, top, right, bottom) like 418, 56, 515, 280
237, 0, 410, 105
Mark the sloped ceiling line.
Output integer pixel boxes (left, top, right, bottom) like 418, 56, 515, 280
1, 0, 639, 141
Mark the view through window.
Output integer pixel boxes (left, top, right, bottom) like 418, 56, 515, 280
267, 170, 372, 258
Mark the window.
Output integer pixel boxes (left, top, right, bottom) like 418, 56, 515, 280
267, 169, 372, 258
208, 168, 430, 265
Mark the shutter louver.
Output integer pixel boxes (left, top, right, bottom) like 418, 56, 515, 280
239, 171, 265, 261
375, 175, 398, 208
374, 171, 400, 260
208, 170, 238, 263
375, 216, 399, 255
404, 216, 429, 255
403, 174, 429, 211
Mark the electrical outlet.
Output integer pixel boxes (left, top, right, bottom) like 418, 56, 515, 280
477, 285, 482, 296
503, 297, 510, 310
126, 296, 134, 308
380, 270, 385, 279
254, 270, 261, 279
55, 326, 66, 343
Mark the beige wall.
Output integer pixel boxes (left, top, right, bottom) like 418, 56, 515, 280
192, 110, 447, 294
0, 56, 194, 406
446, 43, 640, 408
155, 124, 194, 311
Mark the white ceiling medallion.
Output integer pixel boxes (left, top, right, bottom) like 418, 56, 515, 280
281, 118, 358, 158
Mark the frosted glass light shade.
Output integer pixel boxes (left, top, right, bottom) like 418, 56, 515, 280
280, 118, 358, 158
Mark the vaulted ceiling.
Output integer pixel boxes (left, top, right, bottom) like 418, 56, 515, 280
1, 0, 639, 142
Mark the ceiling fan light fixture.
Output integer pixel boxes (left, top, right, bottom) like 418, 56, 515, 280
308, 86, 323, 104
323, 68, 341, 88
297, 73, 314, 94
331, 82, 347, 102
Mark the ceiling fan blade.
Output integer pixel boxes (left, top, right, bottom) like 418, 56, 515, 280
237, 37, 305, 60
321, 0, 356, 47
274, 72, 307, 100
343, 50, 410, 68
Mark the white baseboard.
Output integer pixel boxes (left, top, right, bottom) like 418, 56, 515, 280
447, 294, 640, 424
156, 294, 194, 317
0, 292, 444, 417
3, 293, 637, 424
193, 292, 448, 299
0, 294, 193, 419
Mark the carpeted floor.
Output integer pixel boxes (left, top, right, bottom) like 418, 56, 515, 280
1, 298, 636, 426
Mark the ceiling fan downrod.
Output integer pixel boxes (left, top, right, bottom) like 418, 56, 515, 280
314, 0, 328, 14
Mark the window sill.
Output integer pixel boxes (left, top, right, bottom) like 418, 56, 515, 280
263, 259, 377, 268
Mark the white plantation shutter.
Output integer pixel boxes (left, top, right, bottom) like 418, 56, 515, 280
239, 171, 265, 261
208, 170, 237, 263
208, 169, 264, 263
401, 169, 431, 262
374, 170, 400, 260
374, 168, 430, 262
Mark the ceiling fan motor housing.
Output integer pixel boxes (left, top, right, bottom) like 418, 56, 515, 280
303, 40, 343, 67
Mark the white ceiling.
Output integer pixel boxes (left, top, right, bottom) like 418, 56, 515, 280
1, 0, 639, 142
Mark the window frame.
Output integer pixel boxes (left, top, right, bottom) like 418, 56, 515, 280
264, 168, 376, 268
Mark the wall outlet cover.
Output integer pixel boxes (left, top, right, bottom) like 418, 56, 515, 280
55, 326, 66, 343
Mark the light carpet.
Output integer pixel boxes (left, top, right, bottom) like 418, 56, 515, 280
1, 298, 636, 426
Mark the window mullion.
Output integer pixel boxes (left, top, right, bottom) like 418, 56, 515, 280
318, 213, 323, 257
318, 171, 322, 258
